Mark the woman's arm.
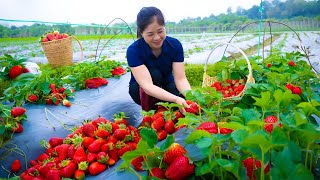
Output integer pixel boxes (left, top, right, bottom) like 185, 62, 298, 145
172, 62, 191, 97
130, 65, 188, 109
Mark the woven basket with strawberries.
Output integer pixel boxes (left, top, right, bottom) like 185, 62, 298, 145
40, 30, 83, 67
202, 42, 255, 100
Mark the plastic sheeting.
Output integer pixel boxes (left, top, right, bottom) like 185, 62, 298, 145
0, 73, 143, 178
0, 73, 203, 179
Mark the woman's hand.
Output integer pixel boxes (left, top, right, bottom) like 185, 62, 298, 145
174, 96, 190, 114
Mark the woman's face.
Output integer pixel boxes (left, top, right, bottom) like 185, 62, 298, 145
141, 17, 166, 50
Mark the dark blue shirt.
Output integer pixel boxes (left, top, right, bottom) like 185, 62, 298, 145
126, 36, 184, 85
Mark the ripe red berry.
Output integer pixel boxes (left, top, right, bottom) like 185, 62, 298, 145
288, 60, 296, 66
292, 86, 302, 96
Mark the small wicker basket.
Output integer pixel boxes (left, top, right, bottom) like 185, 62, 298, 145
202, 42, 255, 100
41, 36, 83, 67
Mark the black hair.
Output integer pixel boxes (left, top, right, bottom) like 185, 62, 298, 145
136, 6, 165, 38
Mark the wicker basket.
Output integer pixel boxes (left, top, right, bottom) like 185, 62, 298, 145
41, 36, 83, 67
202, 42, 255, 99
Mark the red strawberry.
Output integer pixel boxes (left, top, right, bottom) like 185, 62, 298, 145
22, 67, 30, 73
264, 115, 278, 133
62, 33, 69, 39
267, 63, 272, 68
46, 33, 55, 41
41, 37, 49, 42
82, 136, 95, 149
151, 116, 165, 131
292, 86, 302, 96
82, 123, 96, 138
87, 153, 97, 163
73, 146, 87, 164
107, 158, 116, 166
11, 159, 21, 172
62, 99, 71, 107
242, 157, 263, 180
185, 100, 200, 114
149, 167, 166, 179
45, 169, 60, 180
89, 162, 107, 176
59, 160, 77, 178
131, 156, 144, 171
49, 137, 63, 148
53, 30, 60, 36
39, 162, 55, 178
140, 115, 152, 127
108, 147, 119, 162
88, 139, 107, 153
114, 112, 128, 125
9, 65, 23, 79
55, 33, 62, 40
101, 142, 113, 152
218, 122, 233, 135
113, 128, 129, 141
11, 107, 26, 117
54, 144, 70, 161
117, 144, 131, 157
95, 128, 110, 139
28, 94, 38, 102
173, 111, 184, 123
288, 60, 296, 66
163, 143, 187, 165
211, 81, 222, 91
197, 122, 218, 134
111, 66, 126, 76
164, 120, 175, 134
165, 155, 195, 180
37, 153, 49, 162
285, 83, 293, 91
12, 123, 23, 133
97, 152, 109, 164
92, 117, 108, 127
74, 169, 85, 180
157, 129, 168, 141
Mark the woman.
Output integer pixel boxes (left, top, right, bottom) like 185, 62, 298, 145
127, 6, 191, 113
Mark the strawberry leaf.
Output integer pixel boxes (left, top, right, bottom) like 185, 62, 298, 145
159, 134, 174, 151
139, 127, 158, 148
186, 130, 211, 144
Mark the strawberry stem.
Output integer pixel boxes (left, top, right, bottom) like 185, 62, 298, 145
44, 108, 56, 130
45, 108, 68, 130
129, 166, 142, 180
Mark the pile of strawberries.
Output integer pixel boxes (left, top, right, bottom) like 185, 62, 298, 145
111, 66, 126, 77
140, 100, 200, 141
285, 83, 302, 96
131, 143, 195, 179
85, 78, 108, 89
18, 113, 140, 179
42, 83, 74, 107
40, 30, 69, 43
211, 79, 246, 98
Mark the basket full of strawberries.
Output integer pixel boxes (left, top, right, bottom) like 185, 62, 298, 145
40, 30, 83, 67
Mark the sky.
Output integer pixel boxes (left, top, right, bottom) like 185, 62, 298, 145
0, 0, 262, 26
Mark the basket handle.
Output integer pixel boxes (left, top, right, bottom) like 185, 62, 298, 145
204, 42, 254, 83
71, 36, 84, 61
